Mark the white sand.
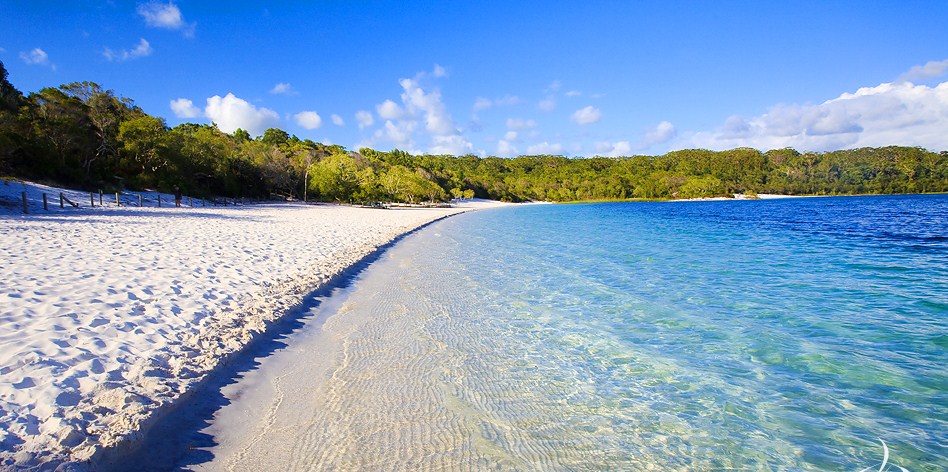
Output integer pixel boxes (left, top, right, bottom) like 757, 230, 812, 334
0, 179, 507, 469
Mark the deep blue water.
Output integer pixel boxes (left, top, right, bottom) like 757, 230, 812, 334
389, 195, 947, 470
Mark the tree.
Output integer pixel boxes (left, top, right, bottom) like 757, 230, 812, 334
118, 115, 170, 185
232, 128, 250, 143
380, 165, 446, 203
0, 60, 23, 113
0, 61, 26, 173
60, 82, 135, 177
27, 87, 94, 180
169, 123, 237, 194
239, 139, 295, 197
309, 152, 360, 201
260, 127, 290, 147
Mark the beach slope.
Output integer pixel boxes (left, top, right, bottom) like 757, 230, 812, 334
0, 183, 499, 469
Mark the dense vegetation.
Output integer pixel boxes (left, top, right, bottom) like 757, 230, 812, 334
1, 61, 945, 203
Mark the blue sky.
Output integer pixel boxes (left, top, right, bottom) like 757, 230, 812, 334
2, 1, 947, 156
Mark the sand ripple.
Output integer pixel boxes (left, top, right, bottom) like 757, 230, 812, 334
0, 202, 468, 468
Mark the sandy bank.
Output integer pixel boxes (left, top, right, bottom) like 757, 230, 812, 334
668, 193, 817, 202
0, 180, 508, 469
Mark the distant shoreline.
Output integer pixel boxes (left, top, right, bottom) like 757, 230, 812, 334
556, 191, 947, 204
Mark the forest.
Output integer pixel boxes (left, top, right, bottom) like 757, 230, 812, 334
1, 61, 945, 203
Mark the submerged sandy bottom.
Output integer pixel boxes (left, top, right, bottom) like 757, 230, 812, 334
176, 217, 616, 471
0, 196, 494, 469
184, 226, 508, 470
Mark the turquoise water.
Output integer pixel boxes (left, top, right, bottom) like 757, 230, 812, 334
190, 195, 946, 470
369, 195, 946, 470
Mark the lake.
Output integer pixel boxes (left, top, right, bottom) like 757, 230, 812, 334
183, 195, 947, 471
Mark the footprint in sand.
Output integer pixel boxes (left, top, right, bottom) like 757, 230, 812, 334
12, 378, 35, 389
55, 391, 81, 407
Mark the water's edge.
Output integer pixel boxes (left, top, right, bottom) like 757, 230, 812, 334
89, 213, 465, 472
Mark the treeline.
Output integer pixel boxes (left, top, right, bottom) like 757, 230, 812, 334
1, 61, 945, 203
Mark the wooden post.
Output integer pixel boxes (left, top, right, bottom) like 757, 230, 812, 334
99, 190, 103, 206
138, 194, 143, 207
60, 193, 65, 208
90, 193, 95, 208
202, 198, 206, 207
22, 192, 28, 214
157, 194, 161, 207
43, 193, 48, 211
116, 192, 120, 206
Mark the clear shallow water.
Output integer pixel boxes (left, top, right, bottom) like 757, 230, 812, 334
198, 195, 947, 470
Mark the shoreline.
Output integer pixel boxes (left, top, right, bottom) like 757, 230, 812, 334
91, 213, 462, 471
0, 180, 511, 470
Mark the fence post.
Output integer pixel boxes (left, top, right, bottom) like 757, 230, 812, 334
116, 192, 120, 206
99, 190, 103, 206
157, 194, 161, 207
139, 194, 143, 207
22, 192, 28, 214
90, 193, 95, 208
43, 193, 48, 211
60, 193, 65, 208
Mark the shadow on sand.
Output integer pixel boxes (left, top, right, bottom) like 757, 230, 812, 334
92, 215, 455, 471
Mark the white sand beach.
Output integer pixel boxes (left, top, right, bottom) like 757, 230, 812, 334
0, 179, 507, 469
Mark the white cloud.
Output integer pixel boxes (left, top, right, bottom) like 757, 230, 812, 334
103, 38, 152, 62
373, 70, 472, 154
269, 82, 297, 95
430, 135, 473, 155
138, 1, 195, 35
545, 80, 562, 93
399, 77, 458, 136
355, 110, 374, 129
537, 97, 556, 112
204, 93, 279, 136
20, 48, 50, 66
496, 140, 519, 157
682, 80, 948, 152
473, 97, 493, 112
374, 120, 417, 150
377, 99, 404, 120
594, 140, 633, 157
565, 90, 582, 97
526, 141, 563, 155
294, 111, 322, 130
331, 114, 344, 126
571, 106, 602, 125
169, 98, 201, 118
433, 64, 447, 78
504, 130, 518, 141
505, 118, 537, 130
897, 59, 948, 83
642, 121, 677, 148
400, 77, 473, 152
496, 95, 523, 106
473, 95, 522, 113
